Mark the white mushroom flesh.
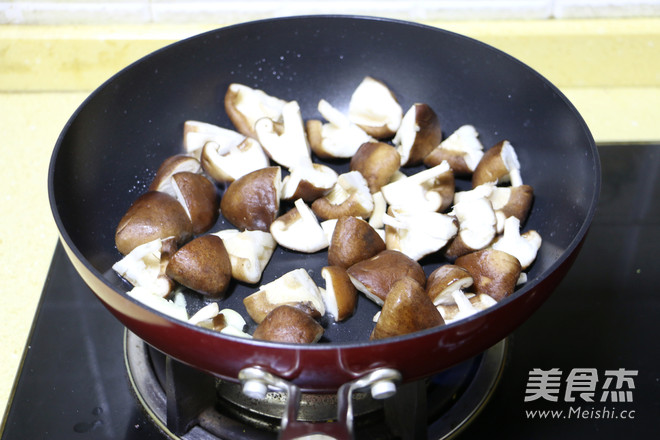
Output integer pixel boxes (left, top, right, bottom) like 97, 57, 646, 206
450, 197, 497, 250
203, 137, 270, 182
347, 77, 403, 133
184, 120, 246, 156
324, 171, 374, 213
383, 208, 458, 261
438, 125, 485, 171
127, 286, 188, 321
499, 140, 523, 187
229, 83, 288, 129
270, 199, 329, 253
392, 104, 419, 166
381, 161, 452, 213
255, 100, 312, 170
317, 99, 373, 158
368, 191, 387, 229
281, 164, 338, 200
112, 238, 172, 298
212, 229, 277, 284
491, 216, 542, 269
258, 268, 326, 316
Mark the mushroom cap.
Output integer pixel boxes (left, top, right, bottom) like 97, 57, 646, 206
321, 266, 358, 322
492, 184, 534, 225
115, 191, 193, 256
171, 172, 219, 235
393, 103, 442, 167
166, 234, 232, 298
426, 264, 474, 306
370, 276, 444, 340
349, 142, 401, 193
220, 166, 282, 232
472, 140, 522, 187
455, 248, 522, 301
347, 250, 426, 306
327, 216, 386, 269
149, 154, 202, 196
252, 305, 324, 344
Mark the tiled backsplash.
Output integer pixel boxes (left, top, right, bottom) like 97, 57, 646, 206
1, 0, 659, 24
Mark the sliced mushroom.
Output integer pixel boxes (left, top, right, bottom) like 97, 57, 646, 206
489, 184, 534, 230
171, 172, 219, 235
253, 305, 324, 344
321, 266, 358, 322
183, 120, 246, 157
220, 166, 282, 232
383, 207, 458, 262
347, 76, 403, 139
472, 140, 523, 187
455, 248, 522, 301
270, 199, 329, 253
281, 163, 338, 202
115, 191, 193, 256
393, 103, 442, 166
311, 171, 374, 220
491, 216, 542, 270
127, 287, 188, 322
423, 125, 484, 175
380, 161, 455, 213
349, 142, 401, 193
243, 268, 325, 324
191, 304, 252, 338
371, 277, 444, 340
212, 229, 276, 284
327, 216, 386, 269
307, 99, 374, 160
255, 100, 313, 170
368, 191, 387, 230
166, 234, 232, 298
347, 250, 426, 306
112, 237, 176, 298
224, 83, 288, 138
201, 137, 270, 184
445, 197, 497, 259
149, 154, 202, 196
436, 291, 497, 324
426, 264, 474, 306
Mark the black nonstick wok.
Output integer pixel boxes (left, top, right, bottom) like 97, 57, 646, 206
48, 16, 600, 397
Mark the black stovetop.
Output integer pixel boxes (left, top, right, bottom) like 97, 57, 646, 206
2, 144, 659, 439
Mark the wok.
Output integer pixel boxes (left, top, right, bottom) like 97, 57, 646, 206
48, 16, 600, 393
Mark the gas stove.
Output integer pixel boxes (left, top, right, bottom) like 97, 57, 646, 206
2, 144, 658, 439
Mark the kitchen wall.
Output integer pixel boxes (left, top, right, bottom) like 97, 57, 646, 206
1, 0, 659, 24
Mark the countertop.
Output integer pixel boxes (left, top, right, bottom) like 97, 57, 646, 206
1, 18, 659, 422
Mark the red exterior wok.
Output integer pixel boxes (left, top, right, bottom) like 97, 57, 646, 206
48, 16, 600, 392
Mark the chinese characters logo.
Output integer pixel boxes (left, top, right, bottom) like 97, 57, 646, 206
524, 368, 638, 403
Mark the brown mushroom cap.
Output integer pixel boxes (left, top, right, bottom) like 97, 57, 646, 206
171, 172, 219, 235
349, 142, 401, 193
328, 216, 386, 269
115, 191, 193, 256
496, 184, 534, 225
148, 154, 202, 194
166, 234, 232, 298
472, 140, 522, 187
455, 249, 522, 301
220, 166, 282, 232
281, 163, 338, 203
321, 266, 358, 322
310, 171, 373, 220
347, 250, 426, 306
370, 277, 444, 340
252, 305, 324, 344
426, 264, 474, 306
395, 103, 442, 167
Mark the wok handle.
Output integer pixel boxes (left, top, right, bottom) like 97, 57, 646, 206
238, 366, 402, 440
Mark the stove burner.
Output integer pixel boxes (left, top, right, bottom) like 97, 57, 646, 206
124, 331, 506, 440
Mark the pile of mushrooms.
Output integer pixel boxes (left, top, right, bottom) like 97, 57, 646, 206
112, 77, 542, 344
